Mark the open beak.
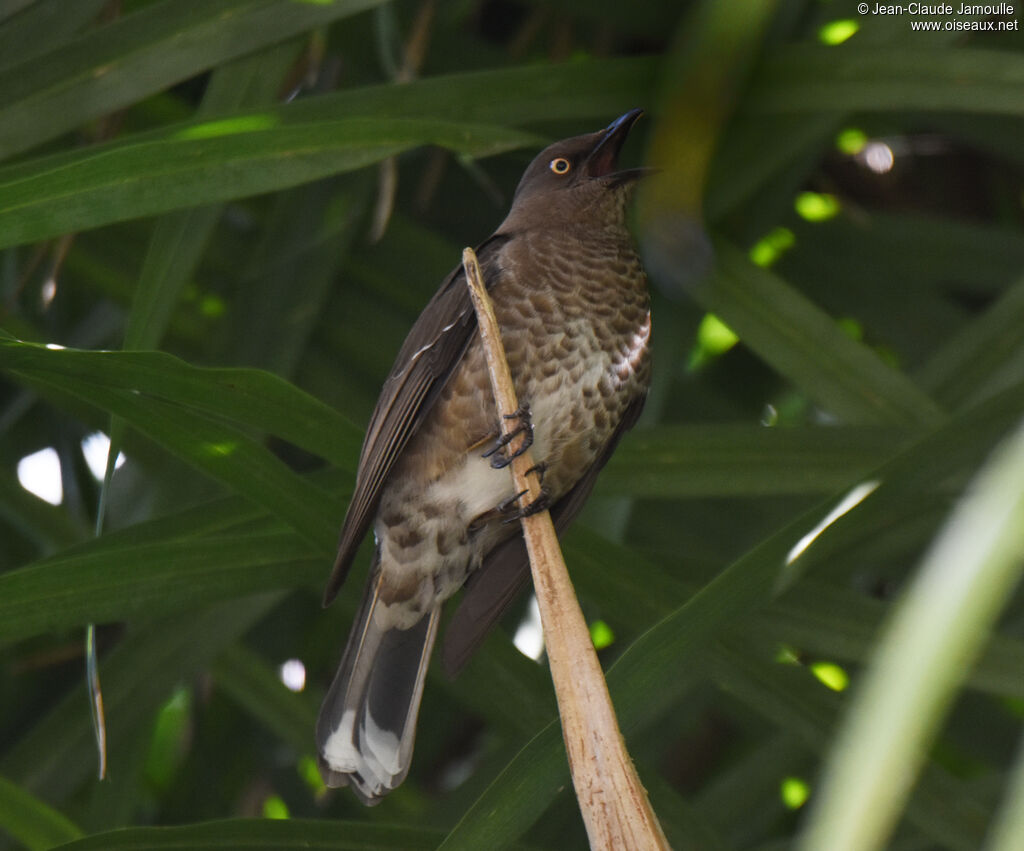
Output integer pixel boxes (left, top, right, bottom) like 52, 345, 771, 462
583, 108, 645, 180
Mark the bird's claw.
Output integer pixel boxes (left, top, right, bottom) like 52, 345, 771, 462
482, 403, 534, 468
497, 488, 528, 513
500, 487, 551, 524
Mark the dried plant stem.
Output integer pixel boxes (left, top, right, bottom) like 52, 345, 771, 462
462, 247, 670, 851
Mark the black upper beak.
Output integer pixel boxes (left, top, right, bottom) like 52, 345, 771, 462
584, 108, 644, 179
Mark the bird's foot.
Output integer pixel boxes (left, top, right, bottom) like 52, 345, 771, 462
482, 402, 534, 468
469, 463, 547, 532
525, 461, 547, 484
496, 488, 528, 513
500, 487, 550, 524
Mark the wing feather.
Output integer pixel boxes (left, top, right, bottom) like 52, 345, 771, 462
323, 235, 511, 605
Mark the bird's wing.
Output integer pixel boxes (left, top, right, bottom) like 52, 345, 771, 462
440, 391, 648, 675
323, 235, 511, 605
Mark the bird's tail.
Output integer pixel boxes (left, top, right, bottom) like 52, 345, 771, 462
316, 568, 440, 805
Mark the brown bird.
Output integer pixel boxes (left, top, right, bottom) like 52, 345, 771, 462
316, 109, 652, 804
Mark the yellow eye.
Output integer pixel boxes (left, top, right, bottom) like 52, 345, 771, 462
549, 157, 571, 175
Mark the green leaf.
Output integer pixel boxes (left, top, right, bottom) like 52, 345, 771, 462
49, 818, 444, 850
758, 580, 1024, 701
0, 773, 82, 850
0, 118, 538, 250
1, 596, 280, 799
0, 0, 108, 72
0, 338, 363, 468
707, 112, 840, 222
986, 737, 1024, 851
225, 177, 369, 375
798, 415, 1024, 851
212, 645, 316, 754
0, 531, 318, 644
749, 47, 1024, 116
269, 55, 659, 128
700, 237, 946, 426
123, 41, 306, 353
601, 424, 913, 496
918, 273, 1024, 410
641, 0, 779, 220
1, 341, 361, 550
710, 638, 990, 851
0, 0, 388, 160
20, 371, 338, 551
0, 467, 85, 551
0, 465, 350, 643
696, 733, 808, 844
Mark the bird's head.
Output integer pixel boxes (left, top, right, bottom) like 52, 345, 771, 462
500, 109, 649, 233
